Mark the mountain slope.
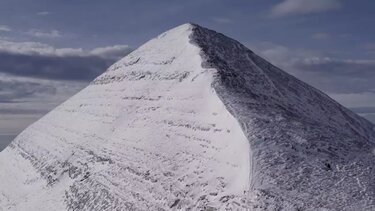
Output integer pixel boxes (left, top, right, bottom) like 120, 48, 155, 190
192, 25, 375, 210
1, 23, 375, 210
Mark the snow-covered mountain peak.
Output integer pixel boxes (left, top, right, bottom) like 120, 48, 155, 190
1, 23, 375, 210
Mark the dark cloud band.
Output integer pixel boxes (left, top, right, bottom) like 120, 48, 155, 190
0, 52, 115, 81
294, 59, 375, 94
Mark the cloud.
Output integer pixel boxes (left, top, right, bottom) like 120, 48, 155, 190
27, 29, 62, 38
330, 92, 375, 108
0, 73, 87, 147
362, 43, 375, 51
0, 39, 132, 146
0, 52, 113, 81
0, 40, 133, 81
0, 74, 86, 110
0, 40, 132, 58
0, 134, 15, 151
37, 11, 51, 16
312, 32, 330, 40
247, 42, 316, 69
247, 41, 375, 118
350, 107, 375, 114
0, 78, 56, 103
293, 58, 375, 94
0, 25, 11, 32
212, 17, 233, 24
270, 0, 342, 17
248, 41, 375, 124
349, 107, 375, 124
0, 108, 47, 115
363, 114, 375, 123
90, 45, 133, 59
0, 73, 85, 117
249, 42, 375, 93
0, 40, 60, 55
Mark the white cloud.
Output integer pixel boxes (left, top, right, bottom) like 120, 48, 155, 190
27, 29, 61, 38
270, 0, 342, 17
0, 41, 132, 142
0, 25, 11, 32
54, 48, 85, 56
300, 57, 375, 66
0, 40, 55, 55
90, 45, 132, 59
0, 39, 132, 59
37, 11, 51, 16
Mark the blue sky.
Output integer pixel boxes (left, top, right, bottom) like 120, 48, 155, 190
1, 0, 375, 149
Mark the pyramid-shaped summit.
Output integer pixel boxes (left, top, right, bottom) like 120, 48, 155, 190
1, 23, 375, 210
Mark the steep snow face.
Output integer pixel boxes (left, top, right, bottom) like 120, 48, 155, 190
0, 24, 251, 210
1, 23, 375, 211
192, 25, 375, 210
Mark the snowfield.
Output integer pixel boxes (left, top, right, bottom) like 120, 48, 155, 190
1, 23, 375, 210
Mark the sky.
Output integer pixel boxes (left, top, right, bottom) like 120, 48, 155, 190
1, 0, 375, 150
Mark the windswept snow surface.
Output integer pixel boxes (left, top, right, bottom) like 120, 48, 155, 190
0, 24, 250, 210
1, 23, 375, 210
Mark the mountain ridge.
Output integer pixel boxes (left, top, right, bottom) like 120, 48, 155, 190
191, 23, 375, 209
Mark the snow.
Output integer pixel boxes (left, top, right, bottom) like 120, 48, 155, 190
1, 23, 375, 210
0, 24, 250, 210
192, 24, 375, 210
